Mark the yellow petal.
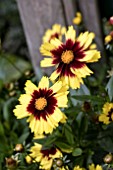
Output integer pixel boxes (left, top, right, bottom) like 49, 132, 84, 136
40, 58, 54, 67
13, 105, 29, 119
19, 94, 32, 106
50, 38, 62, 48
83, 32, 95, 49
40, 42, 55, 56
69, 76, 83, 89
50, 80, 62, 93
25, 80, 38, 95
50, 70, 60, 81
38, 76, 49, 89
55, 93, 68, 107
78, 50, 100, 62
65, 26, 76, 42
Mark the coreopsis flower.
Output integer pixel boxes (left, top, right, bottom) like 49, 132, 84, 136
40, 26, 101, 89
30, 143, 63, 170
43, 24, 66, 43
99, 102, 113, 124
89, 164, 103, 170
73, 12, 82, 25
13, 76, 68, 135
73, 165, 85, 170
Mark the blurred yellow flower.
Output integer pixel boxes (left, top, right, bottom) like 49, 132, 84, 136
99, 102, 113, 124
43, 24, 66, 43
73, 12, 82, 25
105, 35, 112, 44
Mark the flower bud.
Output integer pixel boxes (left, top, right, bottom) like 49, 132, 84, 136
14, 144, 24, 152
6, 157, 17, 170
103, 153, 113, 163
82, 101, 91, 112
56, 158, 63, 167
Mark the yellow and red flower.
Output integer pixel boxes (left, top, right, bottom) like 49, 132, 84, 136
13, 76, 68, 135
99, 102, 113, 124
30, 143, 63, 170
40, 26, 101, 89
42, 24, 66, 43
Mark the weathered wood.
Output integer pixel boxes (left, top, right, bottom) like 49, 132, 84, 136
62, 0, 77, 26
16, 0, 66, 77
78, 0, 105, 59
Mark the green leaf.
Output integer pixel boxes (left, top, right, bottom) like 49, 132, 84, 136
18, 132, 30, 143
72, 148, 82, 156
0, 53, 31, 83
63, 123, 75, 145
106, 76, 113, 101
0, 123, 4, 136
72, 95, 103, 103
55, 141, 73, 151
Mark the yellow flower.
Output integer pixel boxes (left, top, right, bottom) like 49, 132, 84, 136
73, 12, 82, 25
99, 102, 113, 124
43, 24, 66, 43
105, 35, 112, 44
13, 76, 68, 135
40, 26, 101, 89
30, 143, 63, 170
89, 164, 103, 170
73, 165, 85, 170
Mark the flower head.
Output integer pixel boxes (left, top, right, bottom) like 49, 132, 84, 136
42, 24, 66, 43
73, 12, 82, 25
13, 76, 68, 135
99, 102, 113, 124
40, 26, 101, 89
89, 164, 103, 170
30, 143, 63, 170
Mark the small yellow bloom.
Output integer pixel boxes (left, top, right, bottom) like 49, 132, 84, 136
99, 102, 113, 124
105, 35, 112, 44
89, 164, 103, 170
73, 12, 82, 25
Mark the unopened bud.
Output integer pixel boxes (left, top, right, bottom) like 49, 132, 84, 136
6, 157, 17, 170
56, 158, 63, 167
104, 153, 113, 163
14, 144, 24, 152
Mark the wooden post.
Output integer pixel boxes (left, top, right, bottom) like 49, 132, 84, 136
78, 0, 105, 62
16, 0, 76, 77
